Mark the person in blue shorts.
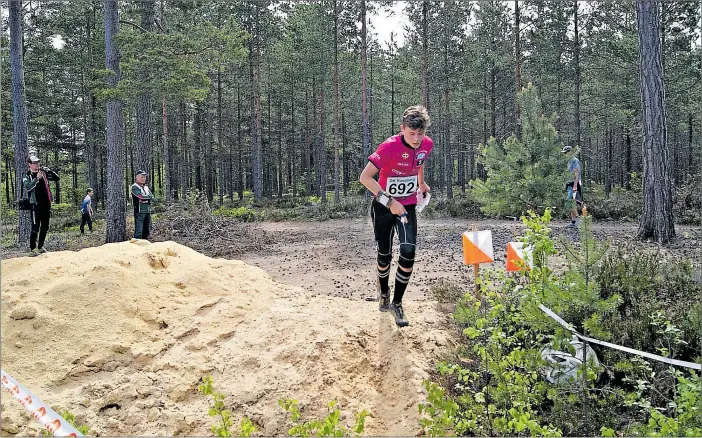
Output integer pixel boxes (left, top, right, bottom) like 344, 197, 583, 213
562, 146, 583, 227
80, 188, 94, 234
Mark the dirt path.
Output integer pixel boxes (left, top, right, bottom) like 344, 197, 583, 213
240, 218, 701, 301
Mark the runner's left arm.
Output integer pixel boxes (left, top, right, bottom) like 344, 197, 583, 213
418, 164, 430, 194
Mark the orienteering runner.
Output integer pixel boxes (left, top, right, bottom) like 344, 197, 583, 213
359, 105, 433, 327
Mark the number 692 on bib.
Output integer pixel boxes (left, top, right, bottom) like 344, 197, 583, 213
386, 176, 418, 197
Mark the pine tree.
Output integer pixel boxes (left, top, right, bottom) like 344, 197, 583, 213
472, 83, 567, 217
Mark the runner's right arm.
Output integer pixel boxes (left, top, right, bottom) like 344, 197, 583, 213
359, 162, 406, 216
359, 162, 384, 197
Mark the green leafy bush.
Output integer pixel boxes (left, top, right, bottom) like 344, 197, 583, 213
673, 173, 702, 225
41, 410, 90, 436
212, 205, 261, 222
595, 249, 701, 360
420, 210, 701, 437
279, 398, 369, 437
198, 376, 256, 437
583, 184, 641, 221
424, 193, 483, 219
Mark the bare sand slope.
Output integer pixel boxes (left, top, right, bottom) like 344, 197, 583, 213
1, 240, 452, 436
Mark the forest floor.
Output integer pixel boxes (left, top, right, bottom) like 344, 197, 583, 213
1, 215, 700, 436
238, 217, 702, 302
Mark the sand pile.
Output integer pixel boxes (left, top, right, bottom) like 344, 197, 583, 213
1, 240, 453, 436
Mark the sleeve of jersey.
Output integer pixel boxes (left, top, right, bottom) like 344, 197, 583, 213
422, 138, 435, 163
368, 143, 391, 170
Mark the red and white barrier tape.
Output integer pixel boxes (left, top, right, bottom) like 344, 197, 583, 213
1, 369, 83, 436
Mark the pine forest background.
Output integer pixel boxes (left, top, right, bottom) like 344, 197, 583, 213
1, 0, 700, 217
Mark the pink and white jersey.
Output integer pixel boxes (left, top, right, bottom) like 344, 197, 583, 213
368, 134, 434, 206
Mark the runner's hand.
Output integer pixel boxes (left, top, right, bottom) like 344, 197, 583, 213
419, 182, 431, 197
389, 200, 406, 217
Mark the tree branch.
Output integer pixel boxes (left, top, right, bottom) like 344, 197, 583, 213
154, 18, 165, 33
120, 20, 147, 33
174, 42, 215, 56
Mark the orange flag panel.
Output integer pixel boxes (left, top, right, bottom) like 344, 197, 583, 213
462, 230, 494, 265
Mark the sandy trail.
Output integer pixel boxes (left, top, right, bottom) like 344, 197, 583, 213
1, 240, 453, 436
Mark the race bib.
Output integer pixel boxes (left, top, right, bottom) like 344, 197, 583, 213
386, 175, 418, 197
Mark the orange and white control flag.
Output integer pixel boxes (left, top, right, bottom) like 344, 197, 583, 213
462, 230, 494, 265
506, 242, 533, 272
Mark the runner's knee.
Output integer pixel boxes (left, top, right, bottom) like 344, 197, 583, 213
377, 251, 392, 269
398, 245, 415, 271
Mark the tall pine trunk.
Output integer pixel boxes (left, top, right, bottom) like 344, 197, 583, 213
85, 5, 100, 207
237, 81, 244, 200
162, 98, 170, 202
421, 1, 429, 109
360, 0, 371, 200
289, 76, 297, 197
459, 95, 466, 192
251, 6, 263, 203
135, 0, 154, 175
635, 0, 675, 243
90, 95, 100, 205
9, 0, 30, 245
104, 0, 127, 242
194, 103, 202, 191
389, 32, 396, 138
217, 68, 224, 205
514, 0, 522, 138
277, 98, 283, 198
180, 102, 188, 201
443, 42, 453, 199
319, 89, 327, 203
332, 0, 341, 202
206, 101, 214, 202
573, 0, 581, 147
420, 1, 432, 184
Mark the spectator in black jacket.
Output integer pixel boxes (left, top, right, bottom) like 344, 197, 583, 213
22, 155, 60, 255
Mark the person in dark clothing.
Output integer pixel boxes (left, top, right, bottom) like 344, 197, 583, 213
80, 188, 94, 234
131, 170, 154, 240
22, 155, 60, 255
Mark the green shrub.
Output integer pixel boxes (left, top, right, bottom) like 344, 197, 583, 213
673, 173, 702, 225
584, 184, 641, 221
421, 209, 701, 437
212, 205, 260, 222
595, 249, 701, 361
41, 410, 90, 436
425, 193, 483, 219
279, 398, 369, 437
3, 207, 18, 222
472, 84, 567, 217
198, 376, 256, 437
50, 202, 77, 216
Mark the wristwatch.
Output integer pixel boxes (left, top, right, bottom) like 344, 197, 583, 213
377, 191, 392, 208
